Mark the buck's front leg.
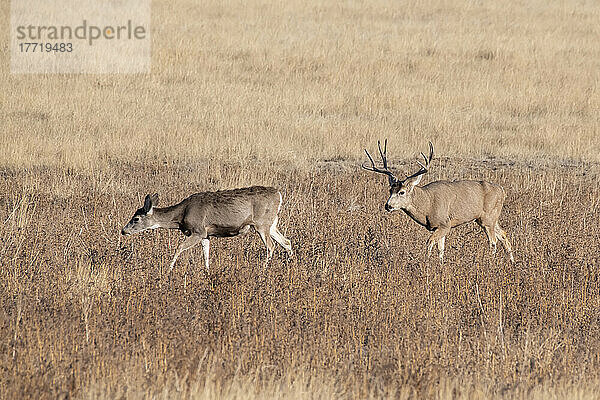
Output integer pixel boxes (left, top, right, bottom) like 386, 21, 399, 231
169, 234, 202, 272
426, 226, 450, 264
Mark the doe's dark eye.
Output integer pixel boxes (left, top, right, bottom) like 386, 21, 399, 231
399, 191, 406, 195
133, 217, 140, 222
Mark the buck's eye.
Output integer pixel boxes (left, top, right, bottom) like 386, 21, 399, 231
133, 217, 140, 222
399, 190, 406, 195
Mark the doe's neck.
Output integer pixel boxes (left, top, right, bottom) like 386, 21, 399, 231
150, 205, 183, 230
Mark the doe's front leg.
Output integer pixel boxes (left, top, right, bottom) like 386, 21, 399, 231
201, 238, 210, 271
169, 234, 202, 272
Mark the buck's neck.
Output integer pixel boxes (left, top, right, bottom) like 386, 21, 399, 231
401, 186, 432, 228
151, 204, 185, 230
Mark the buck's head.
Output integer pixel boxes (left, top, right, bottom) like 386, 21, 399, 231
363, 140, 433, 212
121, 194, 160, 235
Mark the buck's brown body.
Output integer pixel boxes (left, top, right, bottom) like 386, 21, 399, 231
122, 186, 293, 272
402, 180, 505, 231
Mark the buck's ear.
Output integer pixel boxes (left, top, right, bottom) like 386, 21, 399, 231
403, 174, 423, 190
143, 194, 153, 213
150, 193, 159, 206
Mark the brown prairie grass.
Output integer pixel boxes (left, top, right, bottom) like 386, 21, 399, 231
1, 159, 599, 399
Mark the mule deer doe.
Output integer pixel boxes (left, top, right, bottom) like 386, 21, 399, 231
363, 140, 514, 264
121, 187, 293, 272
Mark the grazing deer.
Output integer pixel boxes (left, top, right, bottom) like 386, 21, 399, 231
121, 187, 293, 272
363, 140, 514, 264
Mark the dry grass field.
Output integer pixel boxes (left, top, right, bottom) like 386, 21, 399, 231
1, 161, 600, 399
1, 0, 600, 398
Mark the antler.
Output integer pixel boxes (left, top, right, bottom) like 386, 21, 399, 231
407, 141, 434, 180
362, 139, 397, 185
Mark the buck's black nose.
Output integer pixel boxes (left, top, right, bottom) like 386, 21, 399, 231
121, 229, 126, 235
385, 203, 392, 212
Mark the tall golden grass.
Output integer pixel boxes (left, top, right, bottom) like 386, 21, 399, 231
1, 0, 599, 169
2, 0, 600, 398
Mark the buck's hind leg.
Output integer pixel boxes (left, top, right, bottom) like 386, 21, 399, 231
477, 219, 498, 255
484, 225, 498, 255
495, 222, 514, 263
269, 216, 293, 256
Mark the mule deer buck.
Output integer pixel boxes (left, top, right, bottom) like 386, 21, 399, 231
121, 187, 293, 272
363, 140, 514, 264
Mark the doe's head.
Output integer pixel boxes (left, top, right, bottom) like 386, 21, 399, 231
121, 193, 159, 235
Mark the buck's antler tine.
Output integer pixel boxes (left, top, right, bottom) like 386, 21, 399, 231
363, 141, 397, 184
428, 141, 434, 162
378, 139, 388, 170
416, 141, 434, 170
420, 151, 429, 167
363, 149, 377, 171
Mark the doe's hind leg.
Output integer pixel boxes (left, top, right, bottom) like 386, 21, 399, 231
256, 227, 275, 265
269, 217, 293, 257
484, 225, 498, 255
495, 222, 514, 263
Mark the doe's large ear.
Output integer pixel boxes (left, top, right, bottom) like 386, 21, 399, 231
143, 194, 153, 213
143, 193, 159, 214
